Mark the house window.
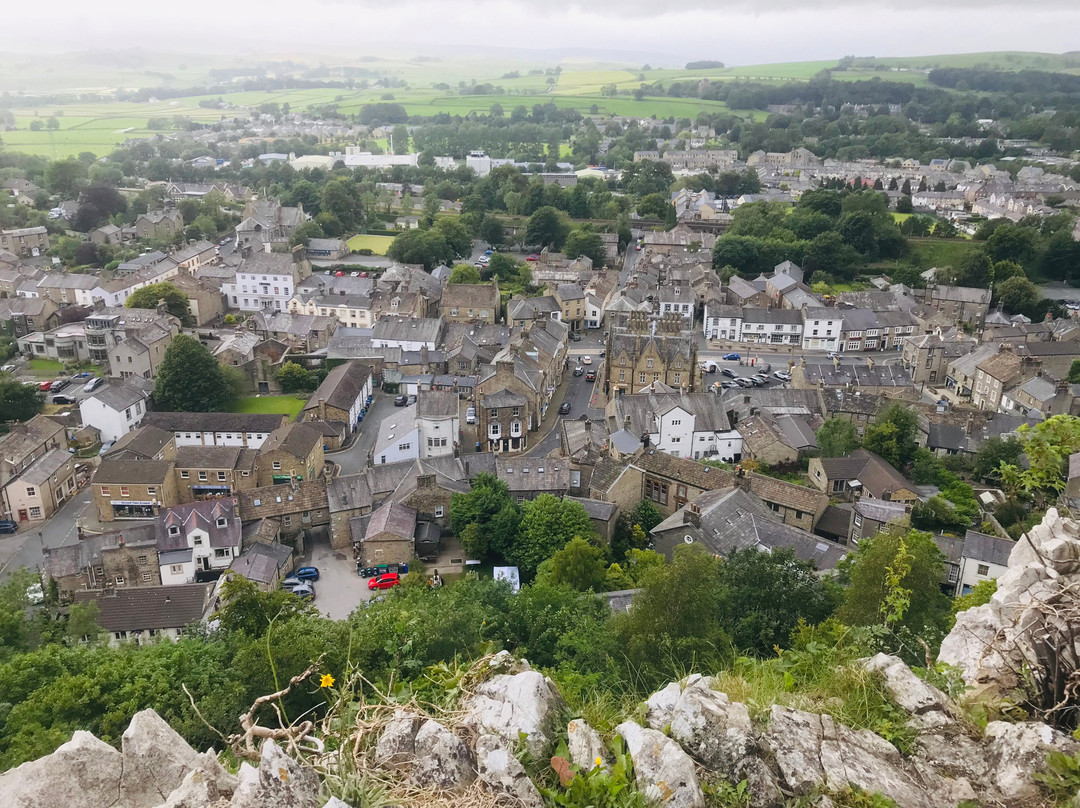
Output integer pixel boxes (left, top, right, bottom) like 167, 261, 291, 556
215, 548, 230, 559
639, 373, 646, 384
147, 487, 156, 497
25, 486, 36, 497
489, 408, 498, 418
141, 571, 153, 582
198, 471, 208, 481
216, 517, 228, 528
170, 564, 183, 574
619, 370, 625, 381
217, 471, 227, 481
29, 506, 42, 518
193, 536, 203, 545
137, 555, 148, 565
272, 461, 281, 470
115, 576, 125, 585
181, 470, 190, 478
674, 373, 681, 385
435, 505, 445, 517
647, 358, 653, 368
169, 525, 180, 536
120, 486, 129, 497
283, 516, 292, 526
644, 477, 668, 505
977, 564, 989, 576
398, 442, 411, 451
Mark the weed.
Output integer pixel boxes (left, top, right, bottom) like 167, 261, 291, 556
703, 776, 753, 808
1034, 749, 1080, 804
540, 737, 653, 808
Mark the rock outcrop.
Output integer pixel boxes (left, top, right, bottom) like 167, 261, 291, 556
617, 720, 705, 808
476, 734, 544, 808
460, 665, 565, 758
940, 508, 1080, 699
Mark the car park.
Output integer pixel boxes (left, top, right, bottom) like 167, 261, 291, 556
721, 368, 737, 378
773, 370, 792, 382
466, 406, 476, 423
393, 395, 408, 406
722, 353, 741, 361
294, 566, 320, 581
581, 356, 592, 365
368, 572, 401, 590
559, 402, 571, 415
573, 366, 584, 376
585, 370, 596, 382
0, 519, 17, 534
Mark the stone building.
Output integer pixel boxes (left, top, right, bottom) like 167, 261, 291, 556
605, 312, 697, 397
93, 459, 179, 522
43, 524, 160, 603
254, 423, 325, 486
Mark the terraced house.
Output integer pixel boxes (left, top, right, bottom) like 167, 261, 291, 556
606, 312, 697, 397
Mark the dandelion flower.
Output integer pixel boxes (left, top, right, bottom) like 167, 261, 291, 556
320, 673, 335, 688
595, 756, 603, 768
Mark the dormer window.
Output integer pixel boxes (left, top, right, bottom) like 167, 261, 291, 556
216, 517, 227, 528
168, 525, 180, 537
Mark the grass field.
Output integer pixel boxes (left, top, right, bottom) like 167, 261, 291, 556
346, 234, 395, 254
27, 359, 66, 375
226, 395, 307, 418
906, 238, 979, 269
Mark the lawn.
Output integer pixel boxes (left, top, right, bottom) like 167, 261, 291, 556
226, 395, 307, 418
906, 238, 980, 269
346, 234, 395, 255
27, 358, 66, 375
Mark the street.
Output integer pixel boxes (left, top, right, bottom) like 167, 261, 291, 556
329, 391, 393, 476
524, 356, 605, 457
0, 486, 92, 585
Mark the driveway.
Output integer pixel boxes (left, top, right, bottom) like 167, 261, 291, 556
304, 531, 375, 620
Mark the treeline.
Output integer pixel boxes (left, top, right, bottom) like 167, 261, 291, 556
929, 67, 1080, 95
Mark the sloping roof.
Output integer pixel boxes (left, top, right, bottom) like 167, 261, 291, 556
44, 524, 157, 579
496, 457, 571, 492
417, 389, 459, 419
74, 583, 214, 632
230, 541, 293, 585
303, 361, 370, 414
962, 530, 1014, 567
260, 422, 322, 460
928, 423, 967, 453
144, 412, 287, 434
815, 504, 853, 539
157, 499, 241, 551
568, 496, 618, 521
853, 498, 909, 524
441, 283, 500, 311
366, 499, 417, 541
748, 473, 827, 515
819, 448, 917, 500
18, 448, 72, 485
632, 448, 734, 491
480, 388, 527, 409
94, 459, 173, 485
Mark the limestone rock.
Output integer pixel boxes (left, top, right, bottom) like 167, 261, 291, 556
984, 720, 1080, 803
0, 730, 123, 808
476, 734, 544, 808
567, 719, 610, 772
374, 711, 423, 769
937, 605, 999, 685
120, 709, 202, 807
409, 720, 476, 791
462, 670, 564, 758
617, 721, 704, 808
649, 676, 780, 807
229, 739, 319, 808
861, 654, 951, 717
486, 650, 532, 675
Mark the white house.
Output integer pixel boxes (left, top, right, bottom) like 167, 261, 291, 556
372, 404, 421, 465
957, 530, 1013, 596
416, 390, 460, 459
801, 307, 844, 351
156, 499, 242, 585
613, 390, 743, 463
221, 253, 305, 312
142, 413, 286, 449
79, 378, 153, 443
703, 301, 742, 340
657, 285, 694, 326
371, 316, 442, 352
584, 292, 605, 330
740, 308, 803, 345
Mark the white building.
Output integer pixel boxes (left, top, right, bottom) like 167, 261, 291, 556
370, 316, 442, 351
157, 500, 242, 585
416, 390, 460, 459
740, 308, 803, 345
222, 252, 308, 312
957, 530, 1013, 596
657, 285, 694, 326
613, 389, 743, 462
372, 404, 421, 465
142, 412, 286, 449
79, 378, 153, 443
703, 301, 742, 340
800, 308, 844, 351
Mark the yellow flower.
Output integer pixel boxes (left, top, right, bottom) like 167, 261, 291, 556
595, 756, 603, 768
320, 674, 335, 688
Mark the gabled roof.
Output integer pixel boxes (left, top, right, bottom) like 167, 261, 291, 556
229, 541, 293, 585
366, 499, 417, 541
302, 361, 370, 414
962, 530, 1014, 567
94, 459, 173, 485
259, 422, 322, 460
156, 499, 241, 551
631, 448, 734, 491
818, 448, 917, 500
74, 583, 214, 632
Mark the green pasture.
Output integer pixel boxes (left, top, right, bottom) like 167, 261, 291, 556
226, 395, 306, 418
346, 234, 394, 254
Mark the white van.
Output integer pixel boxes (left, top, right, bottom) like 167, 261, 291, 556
465, 406, 476, 424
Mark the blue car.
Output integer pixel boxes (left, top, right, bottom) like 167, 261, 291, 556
294, 566, 320, 581
722, 353, 741, 361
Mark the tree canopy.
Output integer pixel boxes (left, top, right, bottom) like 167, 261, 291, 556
816, 418, 861, 457
125, 282, 192, 326
152, 334, 232, 412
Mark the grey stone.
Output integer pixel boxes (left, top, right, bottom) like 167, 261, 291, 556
0, 731, 123, 808
762, 706, 824, 796
462, 670, 565, 758
373, 711, 423, 769
409, 720, 475, 791
617, 721, 704, 808
229, 739, 319, 808
860, 654, 951, 717
120, 709, 202, 808
567, 719, 610, 773
985, 720, 1080, 803
476, 734, 544, 808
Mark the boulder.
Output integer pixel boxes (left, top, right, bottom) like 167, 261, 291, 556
937, 605, 999, 685
0, 731, 123, 808
984, 720, 1080, 803
476, 734, 544, 808
567, 719, 609, 773
373, 711, 423, 769
229, 739, 319, 808
617, 721, 704, 808
762, 706, 825, 796
120, 709, 202, 807
409, 720, 476, 791
649, 676, 780, 807
154, 759, 229, 808
860, 654, 951, 718
462, 670, 564, 758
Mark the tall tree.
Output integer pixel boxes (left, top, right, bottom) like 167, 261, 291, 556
0, 378, 44, 424
450, 473, 520, 560
153, 335, 231, 412
816, 418, 861, 457
509, 494, 595, 574
862, 404, 919, 469
545, 538, 608, 592
563, 225, 607, 266
125, 282, 192, 326
524, 206, 570, 250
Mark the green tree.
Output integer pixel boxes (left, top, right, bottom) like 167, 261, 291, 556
510, 494, 595, 574
995, 275, 1041, 316
214, 575, 316, 635
448, 265, 482, 284
545, 537, 608, 592
153, 334, 231, 412
478, 215, 504, 247
998, 416, 1080, 501
637, 193, 672, 219
985, 222, 1039, 268
524, 206, 570, 251
862, 404, 919, 470
951, 579, 996, 616
991, 260, 1025, 285
43, 158, 86, 197
125, 282, 192, 326
276, 361, 316, 394
432, 217, 472, 259
895, 195, 913, 214
386, 228, 451, 271
837, 529, 951, 643
1069, 359, 1080, 384
816, 418, 861, 457
288, 220, 325, 248
717, 548, 841, 655
320, 176, 364, 230
450, 473, 520, 560
611, 500, 663, 560
0, 378, 44, 424
563, 225, 606, 266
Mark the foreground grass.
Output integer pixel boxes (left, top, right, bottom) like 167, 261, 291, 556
226, 395, 307, 418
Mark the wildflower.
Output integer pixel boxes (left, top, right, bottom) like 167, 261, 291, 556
320, 673, 335, 688
595, 756, 603, 768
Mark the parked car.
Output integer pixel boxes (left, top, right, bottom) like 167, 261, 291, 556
572, 366, 584, 377
721, 368, 737, 378
599, 350, 606, 358
52, 395, 76, 405
828, 352, 844, 360
368, 572, 401, 591
773, 370, 792, 382
721, 381, 740, 389
568, 332, 581, 342
558, 402, 571, 415
393, 395, 408, 406
0, 364, 15, 373
484, 249, 493, 256
39, 381, 52, 391
526, 254, 539, 261
294, 566, 320, 581
581, 356, 592, 365
585, 370, 596, 382
735, 378, 755, 387
280, 576, 304, 590
290, 583, 315, 601
50, 379, 69, 392
84, 377, 103, 393
722, 353, 741, 361
701, 361, 719, 373
407, 394, 417, 405
465, 406, 476, 424
0, 519, 17, 534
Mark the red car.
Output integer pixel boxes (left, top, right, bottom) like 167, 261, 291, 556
39, 381, 53, 391
368, 572, 401, 590
526, 254, 539, 261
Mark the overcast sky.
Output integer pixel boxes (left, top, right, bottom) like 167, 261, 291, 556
6, 1, 1080, 67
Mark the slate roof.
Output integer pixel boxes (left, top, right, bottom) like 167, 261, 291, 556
441, 283, 500, 312
496, 457, 571, 492
260, 422, 322, 459
928, 423, 967, 453
818, 449, 917, 500
568, 496, 618, 521
371, 316, 443, 344
417, 390, 459, 419
815, 504, 853, 539
144, 412, 287, 435
748, 473, 827, 515
480, 388, 528, 409
801, 363, 913, 388
237, 480, 328, 520
632, 448, 734, 491
230, 541, 293, 585
853, 498, 909, 524
963, 530, 1014, 567
18, 448, 72, 486
612, 391, 733, 436
302, 361, 370, 415
156, 499, 241, 552
74, 583, 214, 632
94, 459, 173, 485
44, 525, 157, 578
327, 472, 374, 514
366, 499, 417, 541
